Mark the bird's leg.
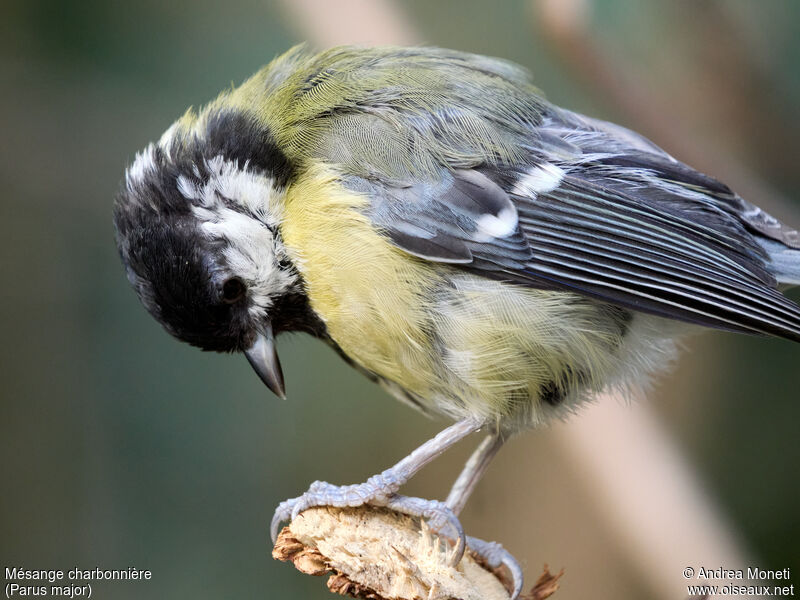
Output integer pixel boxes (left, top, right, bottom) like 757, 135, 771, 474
271, 417, 483, 548
445, 431, 524, 599
445, 432, 505, 516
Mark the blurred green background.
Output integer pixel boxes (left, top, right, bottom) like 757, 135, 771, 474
1, 1, 798, 598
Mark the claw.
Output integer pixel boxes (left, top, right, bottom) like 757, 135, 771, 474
383, 495, 466, 566
270, 496, 298, 542
466, 535, 524, 600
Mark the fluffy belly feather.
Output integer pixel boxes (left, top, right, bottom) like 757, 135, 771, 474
281, 167, 679, 429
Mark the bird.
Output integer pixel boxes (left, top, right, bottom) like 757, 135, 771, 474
113, 45, 800, 598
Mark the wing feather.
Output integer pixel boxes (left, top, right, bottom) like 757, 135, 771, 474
354, 169, 800, 341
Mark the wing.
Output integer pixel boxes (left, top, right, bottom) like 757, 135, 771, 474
291, 48, 800, 340
351, 160, 800, 341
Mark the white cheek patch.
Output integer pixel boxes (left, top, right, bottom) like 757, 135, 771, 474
177, 155, 284, 227
179, 155, 293, 316
209, 156, 284, 224
512, 163, 565, 198
475, 206, 518, 238
198, 207, 296, 316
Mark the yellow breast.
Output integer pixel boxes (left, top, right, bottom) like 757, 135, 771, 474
278, 165, 661, 428
279, 165, 442, 395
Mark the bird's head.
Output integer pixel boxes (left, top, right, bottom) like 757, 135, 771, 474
113, 110, 302, 398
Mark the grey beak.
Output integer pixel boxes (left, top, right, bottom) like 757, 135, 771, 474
244, 324, 286, 399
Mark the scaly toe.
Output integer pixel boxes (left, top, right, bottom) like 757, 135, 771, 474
466, 535, 523, 600
270, 478, 394, 543
383, 495, 466, 566
271, 495, 302, 542
269, 488, 467, 567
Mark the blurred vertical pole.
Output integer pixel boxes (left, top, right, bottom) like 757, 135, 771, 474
554, 396, 752, 597
274, 0, 754, 597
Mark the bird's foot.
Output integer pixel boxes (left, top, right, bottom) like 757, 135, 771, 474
271, 480, 466, 564
467, 535, 524, 600
384, 494, 466, 565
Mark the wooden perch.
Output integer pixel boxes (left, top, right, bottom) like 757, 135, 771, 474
272, 505, 562, 600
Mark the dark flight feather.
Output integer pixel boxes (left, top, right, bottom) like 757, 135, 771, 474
346, 155, 800, 342
361, 164, 800, 341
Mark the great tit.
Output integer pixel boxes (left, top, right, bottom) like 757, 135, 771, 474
114, 45, 800, 597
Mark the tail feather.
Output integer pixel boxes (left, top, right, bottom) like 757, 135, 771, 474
758, 238, 800, 287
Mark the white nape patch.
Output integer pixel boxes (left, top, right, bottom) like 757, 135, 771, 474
126, 144, 157, 191
475, 206, 518, 238
512, 163, 565, 198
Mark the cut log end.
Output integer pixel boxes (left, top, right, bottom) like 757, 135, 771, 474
272, 505, 562, 600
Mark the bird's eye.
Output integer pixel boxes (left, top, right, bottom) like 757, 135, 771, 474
221, 277, 246, 304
